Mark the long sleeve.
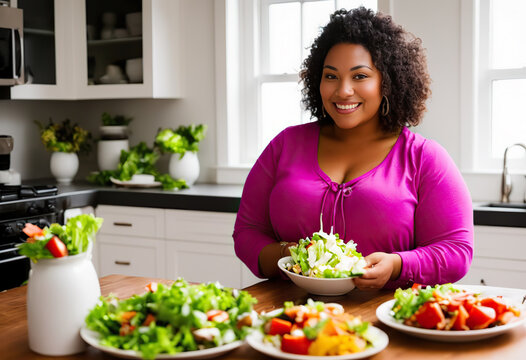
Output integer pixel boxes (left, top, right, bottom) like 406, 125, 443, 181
233, 133, 283, 278
391, 139, 474, 288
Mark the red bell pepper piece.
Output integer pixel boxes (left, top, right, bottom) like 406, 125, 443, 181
281, 334, 312, 355
480, 297, 508, 316
452, 304, 470, 331
267, 318, 292, 335
23, 223, 44, 238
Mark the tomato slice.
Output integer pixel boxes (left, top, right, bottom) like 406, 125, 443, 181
414, 302, 446, 329
267, 318, 292, 335
23, 223, 44, 238
45, 236, 68, 258
466, 305, 496, 330
281, 334, 312, 355
206, 309, 229, 323
452, 304, 470, 331
480, 297, 508, 316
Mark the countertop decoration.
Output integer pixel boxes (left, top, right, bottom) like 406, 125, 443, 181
97, 112, 133, 171
155, 124, 208, 186
88, 141, 188, 190
35, 118, 92, 185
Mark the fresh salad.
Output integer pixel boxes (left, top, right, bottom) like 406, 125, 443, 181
17, 214, 103, 261
284, 230, 366, 278
258, 299, 380, 356
391, 283, 522, 330
85, 279, 258, 360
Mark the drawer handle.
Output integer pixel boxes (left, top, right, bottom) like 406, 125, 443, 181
115, 260, 131, 266
113, 222, 132, 227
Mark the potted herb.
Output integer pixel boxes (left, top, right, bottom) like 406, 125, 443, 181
98, 112, 133, 171
35, 118, 92, 185
154, 124, 207, 186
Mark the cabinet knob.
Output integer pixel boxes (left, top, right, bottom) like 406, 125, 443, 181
114, 260, 131, 266
480, 278, 487, 286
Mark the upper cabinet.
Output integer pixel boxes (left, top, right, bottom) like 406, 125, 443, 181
11, 0, 183, 100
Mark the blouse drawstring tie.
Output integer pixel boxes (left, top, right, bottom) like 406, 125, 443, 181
320, 182, 352, 239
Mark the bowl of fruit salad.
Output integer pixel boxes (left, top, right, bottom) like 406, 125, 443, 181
278, 230, 367, 296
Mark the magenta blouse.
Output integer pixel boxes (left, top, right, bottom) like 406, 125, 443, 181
233, 122, 474, 289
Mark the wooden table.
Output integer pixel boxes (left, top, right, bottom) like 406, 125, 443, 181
1, 274, 525, 359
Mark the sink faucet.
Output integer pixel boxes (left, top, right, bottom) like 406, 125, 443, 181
501, 143, 526, 203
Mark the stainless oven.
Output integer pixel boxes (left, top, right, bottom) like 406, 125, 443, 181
0, 1, 24, 86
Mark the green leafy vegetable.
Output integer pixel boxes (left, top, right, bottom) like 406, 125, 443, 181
101, 112, 133, 126
85, 279, 258, 360
17, 214, 103, 262
391, 283, 458, 320
87, 142, 188, 190
155, 124, 207, 158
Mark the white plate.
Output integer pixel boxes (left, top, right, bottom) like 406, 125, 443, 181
110, 177, 161, 188
80, 326, 243, 359
278, 256, 357, 296
376, 284, 526, 342
246, 326, 388, 360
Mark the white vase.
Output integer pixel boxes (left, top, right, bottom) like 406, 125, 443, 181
27, 252, 101, 356
97, 139, 129, 171
169, 151, 200, 186
50, 152, 79, 185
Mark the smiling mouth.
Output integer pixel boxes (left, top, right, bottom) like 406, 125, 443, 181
334, 103, 361, 113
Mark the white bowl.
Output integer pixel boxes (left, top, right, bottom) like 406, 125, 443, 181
277, 256, 357, 296
125, 58, 143, 83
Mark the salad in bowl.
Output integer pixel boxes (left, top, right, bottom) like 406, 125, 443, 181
278, 230, 367, 295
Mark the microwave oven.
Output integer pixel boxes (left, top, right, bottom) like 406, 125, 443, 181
0, 3, 24, 86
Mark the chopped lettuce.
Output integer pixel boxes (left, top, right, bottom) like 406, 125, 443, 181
287, 230, 366, 278
16, 214, 103, 262
85, 279, 258, 360
391, 283, 458, 320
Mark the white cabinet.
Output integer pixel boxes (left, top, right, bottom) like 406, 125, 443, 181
94, 205, 165, 278
11, 0, 183, 100
93, 205, 261, 289
457, 226, 526, 289
164, 210, 260, 289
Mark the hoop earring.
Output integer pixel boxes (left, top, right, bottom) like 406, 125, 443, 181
381, 95, 390, 116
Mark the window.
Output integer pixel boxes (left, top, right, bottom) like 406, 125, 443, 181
467, 0, 526, 171
216, 0, 377, 182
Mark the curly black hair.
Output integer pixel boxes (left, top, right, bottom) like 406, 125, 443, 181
300, 7, 431, 133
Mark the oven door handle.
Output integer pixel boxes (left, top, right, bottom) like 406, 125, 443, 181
0, 255, 28, 264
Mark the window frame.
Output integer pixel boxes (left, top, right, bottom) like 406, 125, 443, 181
461, 0, 526, 174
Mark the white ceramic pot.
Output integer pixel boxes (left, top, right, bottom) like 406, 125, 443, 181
100, 125, 128, 139
125, 58, 143, 83
169, 151, 200, 186
97, 139, 129, 171
27, 252, 101, 356
50, 152, 79, 185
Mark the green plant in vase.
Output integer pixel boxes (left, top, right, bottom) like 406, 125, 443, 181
35, 118, 92, 185
155, 124, 207, 186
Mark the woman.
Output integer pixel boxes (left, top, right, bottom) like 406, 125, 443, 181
233, 7, 473, 289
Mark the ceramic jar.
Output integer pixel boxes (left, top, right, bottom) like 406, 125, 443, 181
26, 252, 101, 356
50, 152, 78, 185
169, 151, 200, 186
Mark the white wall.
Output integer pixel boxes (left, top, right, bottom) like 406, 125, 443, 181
0, 0, 217, 183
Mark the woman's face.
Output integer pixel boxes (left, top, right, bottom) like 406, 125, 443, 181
320, 43, 383, 131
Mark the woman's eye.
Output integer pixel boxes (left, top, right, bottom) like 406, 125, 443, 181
354, 74, 368, 80
324, 73, 337, 80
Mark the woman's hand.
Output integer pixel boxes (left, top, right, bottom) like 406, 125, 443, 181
353, 252, 401, 290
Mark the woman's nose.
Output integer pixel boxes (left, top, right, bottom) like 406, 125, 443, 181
336, 79, 354, 97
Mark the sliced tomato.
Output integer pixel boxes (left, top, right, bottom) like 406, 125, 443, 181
267, 318, 292, 335
45, 236, 68, 258
23, 223, 44, 238
142, 313, 156, 326
145, 282, 158, 292
206, 309, 229, 323
480, 297, 508, 316
411, 283, 422, 291
414, 302, 446, 329
281, 334, 312, 355
462, 296, 477, 313
452, 305, 470, 331
466, 305, 496, 330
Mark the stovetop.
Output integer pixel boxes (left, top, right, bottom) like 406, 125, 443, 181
0, 184, 58, 202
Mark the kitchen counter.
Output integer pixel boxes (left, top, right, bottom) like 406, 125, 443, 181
2, 180, 526, 226
1, 274, 525, 360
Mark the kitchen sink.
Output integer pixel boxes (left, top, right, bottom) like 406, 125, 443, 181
477, 202, 526, 210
